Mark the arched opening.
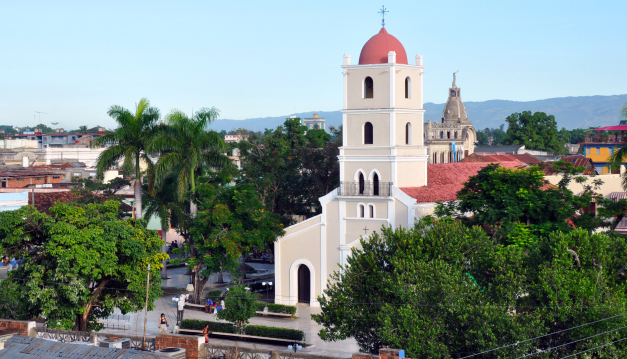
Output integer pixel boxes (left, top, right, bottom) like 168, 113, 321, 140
447, 131, 451, 139
364, 122, 373, 144
373, 173, 380, 196
405, 77, 411, 98
368, 204, 375, 218
405, 122, 412, 145
440, 152, 445, 163
297, 265, 311, 304
364, 77, 374, 98
359, 173, 365, 195
440, 131, 444, 139
454, 131, 458, 139
358, 204, 365, 218
433, 152, 437, 163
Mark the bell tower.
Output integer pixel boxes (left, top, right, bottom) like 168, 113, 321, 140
339, 27, 428, 192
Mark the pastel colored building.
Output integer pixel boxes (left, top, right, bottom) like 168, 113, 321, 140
581, 126, 627, 174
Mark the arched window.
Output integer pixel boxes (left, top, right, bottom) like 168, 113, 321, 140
404, 77, 411, 98
440, 131, 444, 139
364, 122, 373, 144
364, 77, 374, 98
433, 152, 437, 163
405, 122, 412, 145
368, 204, 375, 218
373, 173, 380, 196
454, 131, 458, 139
447, 131, 451, 139
359, 173, 365, 195
359, 204, 365, 218
441, 152, 445, 163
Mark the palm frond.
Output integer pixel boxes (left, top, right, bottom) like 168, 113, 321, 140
95, 144, 126, 178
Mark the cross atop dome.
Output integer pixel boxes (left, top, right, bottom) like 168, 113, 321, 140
378, 6, 388, 28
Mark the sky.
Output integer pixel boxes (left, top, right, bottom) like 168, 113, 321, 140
1, 0, 626, 130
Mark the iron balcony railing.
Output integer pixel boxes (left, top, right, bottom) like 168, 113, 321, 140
337, 181, 392, 196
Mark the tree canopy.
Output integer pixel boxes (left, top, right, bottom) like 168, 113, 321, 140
504, 111, 565, 154
314, 219, 627, 358
0, 201, 166, 331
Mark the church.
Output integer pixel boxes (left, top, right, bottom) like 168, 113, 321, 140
274, 26, 489, 306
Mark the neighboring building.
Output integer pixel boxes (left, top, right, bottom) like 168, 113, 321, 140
0, 191, 28, 212
224, 133, 249, 143
424, 74, 476, 163
544, 155, 597, 175
0, 170, 65, 188
565, 143, 580, 154
473, 144, 550, 157
12, 127, 106, 149
302, 114, 326, 130
461, 153, 542, 166
580, 126, 627, 174
0, 147, 107, 167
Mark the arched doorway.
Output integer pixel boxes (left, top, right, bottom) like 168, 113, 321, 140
297, 265, 311, 304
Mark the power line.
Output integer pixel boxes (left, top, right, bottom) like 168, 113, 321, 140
513, 324, 627, 359
560, 335, 627, 359
458, 312, 627, 358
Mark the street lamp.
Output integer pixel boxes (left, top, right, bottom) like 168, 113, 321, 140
262, 281, 273, 304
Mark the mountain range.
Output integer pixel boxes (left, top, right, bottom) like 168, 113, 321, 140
210, 94, 627, 132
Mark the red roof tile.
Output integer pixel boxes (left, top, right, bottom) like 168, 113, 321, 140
401, 161, 524, 203
462, 153, 542, 165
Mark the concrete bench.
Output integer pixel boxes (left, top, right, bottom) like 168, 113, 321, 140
184, 303, 206, 310
177, 329, 305, 345
255, 311, 292, 318
97, 321, 130, 329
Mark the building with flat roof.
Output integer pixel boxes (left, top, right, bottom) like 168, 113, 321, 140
302, 114, 326, 130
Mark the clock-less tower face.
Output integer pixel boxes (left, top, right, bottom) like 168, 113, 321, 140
339, 28, 429, 189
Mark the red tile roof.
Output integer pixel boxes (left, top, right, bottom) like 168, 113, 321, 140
29, 192, 132, 214
541, 155, 596, 175
401, 161, 524, 203
462, 153, 542, 165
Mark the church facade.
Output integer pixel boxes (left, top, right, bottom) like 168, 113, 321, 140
274, 28, 479, 306
424, 74, 477, 164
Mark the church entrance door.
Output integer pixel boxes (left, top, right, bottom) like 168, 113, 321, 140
297, 265, 311, 304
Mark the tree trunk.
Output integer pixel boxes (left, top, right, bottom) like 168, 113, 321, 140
218, 269, 224, 284
161, 230, 168, 279
193, 274, 209, 305
134, 179, 142, 219
74, 279, 109, 331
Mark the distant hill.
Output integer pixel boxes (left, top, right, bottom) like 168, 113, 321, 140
210, 94, 627, 132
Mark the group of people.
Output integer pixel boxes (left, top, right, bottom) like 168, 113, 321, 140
1, 256, 17, 270
204, 297, 225, 313
167, 240, 181, 254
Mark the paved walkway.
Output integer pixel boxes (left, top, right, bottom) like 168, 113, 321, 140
100, 296, 359, 357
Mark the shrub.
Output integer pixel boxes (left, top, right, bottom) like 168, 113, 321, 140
179, 319, 237, 334
267, 303, 296, 315
179, 319, 304, 341
254, 302, 266, 311
245, 325, 304, 341
205, 290, 222, 302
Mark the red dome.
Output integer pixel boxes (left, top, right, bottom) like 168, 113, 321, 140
358, 28, 408, 65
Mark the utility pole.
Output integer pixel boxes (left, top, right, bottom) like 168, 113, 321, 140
142, 264, 151, 350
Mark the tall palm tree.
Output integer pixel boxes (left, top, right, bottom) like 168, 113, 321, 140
93, 98, 160, 219
150, 107, 228, 215
79, 125, 88, 133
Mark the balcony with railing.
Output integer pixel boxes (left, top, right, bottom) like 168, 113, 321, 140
337, 181, 392, 196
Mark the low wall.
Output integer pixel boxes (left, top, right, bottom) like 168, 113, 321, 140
0, 319, 36, 337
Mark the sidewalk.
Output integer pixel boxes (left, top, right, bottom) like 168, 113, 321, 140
100, 297, 359, 357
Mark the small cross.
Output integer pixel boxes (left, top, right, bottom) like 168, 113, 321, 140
363, 226, 370, 235
378, 6, 388, 28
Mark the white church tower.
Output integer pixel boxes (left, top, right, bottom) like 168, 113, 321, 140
275, 27, 425, 306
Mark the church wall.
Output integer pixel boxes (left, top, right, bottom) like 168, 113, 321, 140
278, 225, 322, 305
282, 215, 321, 236
394, 68, 423, 110
342, 148, 393, 156
415, 203, 438, 218
395, 147, 428, 156
346, 219, 389, 245
346, 113, 390, 147
326, 199, 341, 287
395, 113, 424, 146
344, 161, 392, 183
345, 67, 390, 110
394, 199, 409, 228
396, 161, 427, 187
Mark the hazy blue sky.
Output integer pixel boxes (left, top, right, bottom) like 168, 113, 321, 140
1, 0, 626, 129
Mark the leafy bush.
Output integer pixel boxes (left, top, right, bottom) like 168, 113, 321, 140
254, 302, 266, 311
267, 303, 296, 315
179, 319, 304, 341
245, 325, 304, 341
205, 290, 222, 302
179, 319, 237, 334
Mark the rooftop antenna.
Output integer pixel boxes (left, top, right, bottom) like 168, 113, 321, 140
35, 111, 47, 125
378, 5, 388, 27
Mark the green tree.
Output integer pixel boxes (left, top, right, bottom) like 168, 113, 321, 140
0, 201, 166, 331
504, 111, 565, 154
184, 180, 284, 303
435, 163, 601, 240
79, 125, 89, 133
92, 98, 160, 219
150, 108, 228, 214
217, 286, 259, 333
314, 219, 627, 358
619, 102, 627, 125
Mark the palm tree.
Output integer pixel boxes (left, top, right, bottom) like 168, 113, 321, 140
79, 125, 88, 133
150, 107, 228, 215
92, 98, 160, 219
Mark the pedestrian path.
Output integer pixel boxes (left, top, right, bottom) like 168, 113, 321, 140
99, 296, 359, 357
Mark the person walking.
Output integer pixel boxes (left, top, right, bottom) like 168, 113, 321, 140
202, 324, 211, 343
174, 292, 189, 325
158, 313, 169, 333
